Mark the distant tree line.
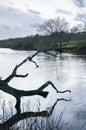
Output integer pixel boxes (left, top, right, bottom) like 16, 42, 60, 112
0, 32, 86, 51
0, 17, 86, 53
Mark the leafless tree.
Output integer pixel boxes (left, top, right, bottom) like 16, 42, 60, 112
83, 22, 86, 32
39, 17, 68, 53
70, 24, 83, 33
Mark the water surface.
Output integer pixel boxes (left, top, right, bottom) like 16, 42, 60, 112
0, 48, 86, 127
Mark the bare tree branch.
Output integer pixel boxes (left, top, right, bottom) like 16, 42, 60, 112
44, 51, 57, 57
30, 59, 39, 68
15, 73, 29, 78
3, 50, 57, 84
3, 51, 39, 83
0, 98, 70, 129
0, 80, 71, 114
0, 50, 71, 120
37, 81, 71, 94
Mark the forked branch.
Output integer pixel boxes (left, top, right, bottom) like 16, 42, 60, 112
3, 51, 58, 84
0, 51, 71, 115
0, 80, 71, 114
37, 81, 71, 94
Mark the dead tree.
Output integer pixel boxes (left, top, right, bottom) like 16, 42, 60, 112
0, 51, 71, 114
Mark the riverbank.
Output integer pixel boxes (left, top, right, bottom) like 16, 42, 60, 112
63, 40, 86, 54
0, 37, 86, 54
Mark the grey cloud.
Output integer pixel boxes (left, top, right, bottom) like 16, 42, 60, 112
72, 0, 86, 7
25, 4, 40, 15
27, 8, 40, 15
2, 25, 10, 30
56, 9, 73, 16
0, 5, 45, 39
30, 23, 41, 28
0, 24, 11, 31
75, 12, 86, 22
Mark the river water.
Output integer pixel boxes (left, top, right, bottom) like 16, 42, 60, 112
0, 48, 86, 128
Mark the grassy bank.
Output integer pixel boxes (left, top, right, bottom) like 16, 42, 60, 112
63, 40, 86, 54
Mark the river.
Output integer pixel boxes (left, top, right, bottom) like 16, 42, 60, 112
0, 48, 86, 129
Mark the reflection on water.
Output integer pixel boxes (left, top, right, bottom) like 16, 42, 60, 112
0, 48, 86, 127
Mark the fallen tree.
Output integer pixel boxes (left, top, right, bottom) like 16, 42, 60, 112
0, 51, 71, 127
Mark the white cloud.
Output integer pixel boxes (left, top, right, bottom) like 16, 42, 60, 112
0, 5, 45, 39
0, 0, 86, 39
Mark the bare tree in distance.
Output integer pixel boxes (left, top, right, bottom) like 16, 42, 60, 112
39, 17, 69, 53
83, 22, 86, 32
70, 24, 84, 34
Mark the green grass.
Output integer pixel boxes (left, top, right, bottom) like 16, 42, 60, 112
63, 40, 86, 48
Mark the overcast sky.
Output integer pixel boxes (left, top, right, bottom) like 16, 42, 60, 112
0, 0, 86, 39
